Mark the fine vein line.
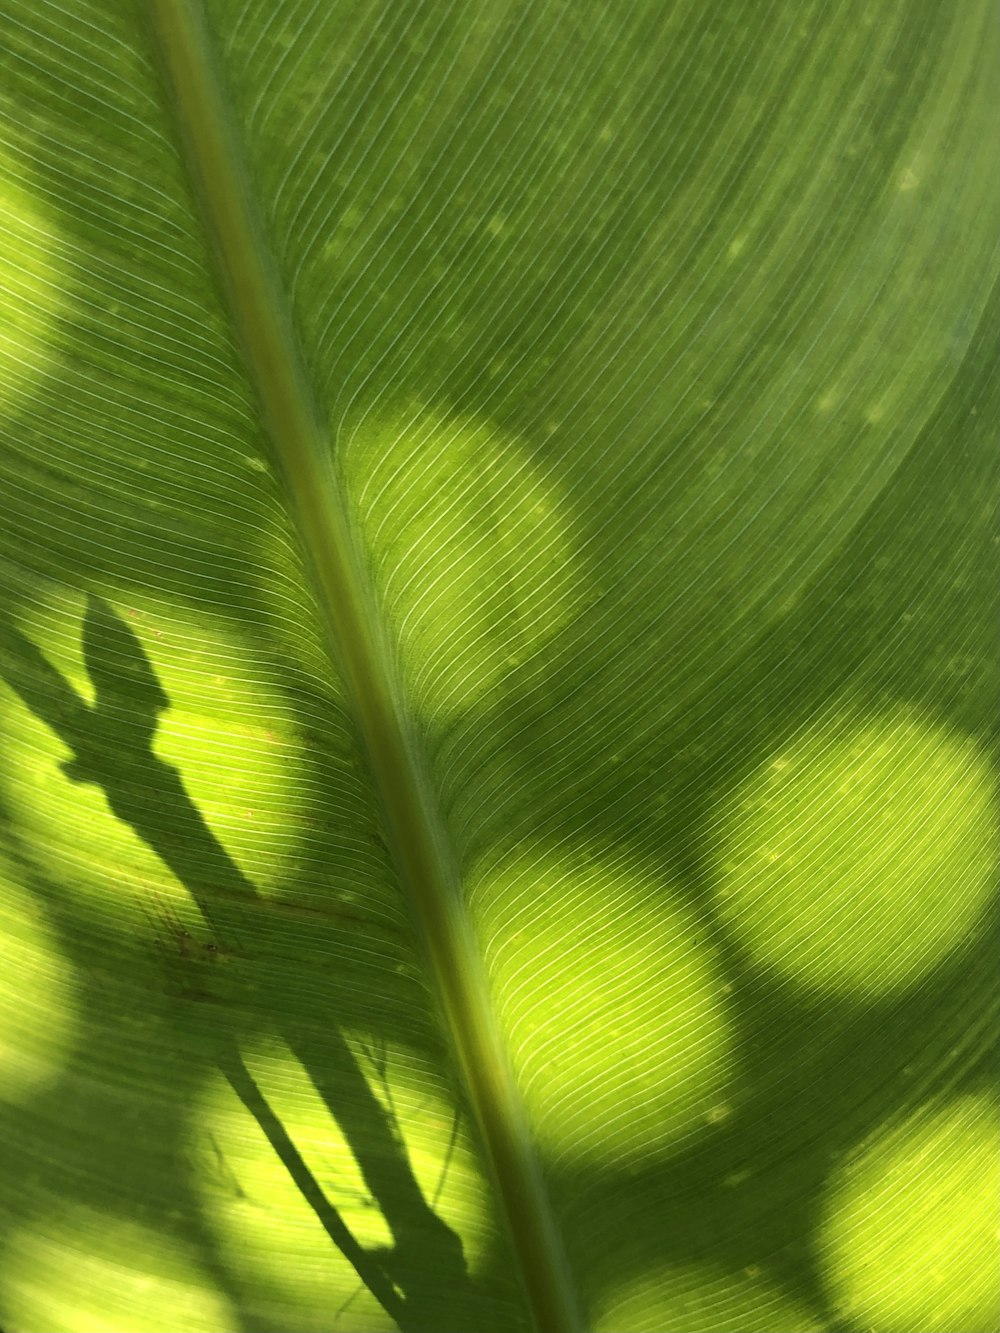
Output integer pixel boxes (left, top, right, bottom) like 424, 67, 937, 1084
146, 4, 583, 1330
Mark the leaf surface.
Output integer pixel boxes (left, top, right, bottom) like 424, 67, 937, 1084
0, 2, 997, 1331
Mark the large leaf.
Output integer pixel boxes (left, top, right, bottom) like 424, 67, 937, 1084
1, 2, 997, 1331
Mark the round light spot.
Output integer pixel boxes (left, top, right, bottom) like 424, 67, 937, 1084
2, 1206, 235, 1333
595, 1262, 825, 1332
194, 1035, 491, 1329
471, 848, 735, 1167
821, 1097, 1000, 1333
341, 407, 580, 717
712, 707, 997, 994
0, 862, 76, 1103
0, 167, 65, 412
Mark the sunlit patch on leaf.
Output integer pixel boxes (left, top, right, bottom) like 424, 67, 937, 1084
593, 1261, 825, 1332
711, 705, 998, 995
0, 858, 76, 1103
471, 847, 735, 1167
0, 1205, 235, 1333
193, 1033, 490, 1330
0, 163, 66, 414
0, 589, 305, 922
341, 407, 581, 718
821, 1096, 1000, 1333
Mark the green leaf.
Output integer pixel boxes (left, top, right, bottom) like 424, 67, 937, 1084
0, 2, 997, 1332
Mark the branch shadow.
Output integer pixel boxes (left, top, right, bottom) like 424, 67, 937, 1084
0, 596, 481, 1333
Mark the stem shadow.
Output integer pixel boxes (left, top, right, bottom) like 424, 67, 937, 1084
0, 595, 475, 1333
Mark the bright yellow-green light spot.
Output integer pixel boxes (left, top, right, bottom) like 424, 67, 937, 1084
0, 859, 76, 1103
712, 707, 997, 994
471, 847, 735, 1167
2, 1206, 235, 1333
822, 1097, 1000, 1333
0, 167, 65, 412
342, 407, 580, 717
0, 591, 303, 931
595, 1262, 825, 1332
195, 1034, 490, 1331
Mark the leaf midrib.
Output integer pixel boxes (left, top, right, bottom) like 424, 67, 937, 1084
146, 3, 581, 1330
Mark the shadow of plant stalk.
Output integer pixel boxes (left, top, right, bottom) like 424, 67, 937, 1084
0, 595, 473, 1332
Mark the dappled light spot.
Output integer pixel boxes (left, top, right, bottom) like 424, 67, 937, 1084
0, 164, 66, 413
470, 847, 735, 1167
594, 1261, 824, 1332
821, 1096, 1000, 1333
0, 858, 76, 1103
341, 407, 581, 717
711, 706, 997, 995
194, 1033, 490, 1329
0, 590, 304, 933
1, 1205, 235, 1333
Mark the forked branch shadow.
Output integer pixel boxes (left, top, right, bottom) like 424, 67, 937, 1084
0, 595, 472, 1333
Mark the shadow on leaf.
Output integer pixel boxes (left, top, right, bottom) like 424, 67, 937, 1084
0, 596, 479, 1333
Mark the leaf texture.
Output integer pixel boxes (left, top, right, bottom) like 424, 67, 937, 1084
0, 2, 998, 1332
